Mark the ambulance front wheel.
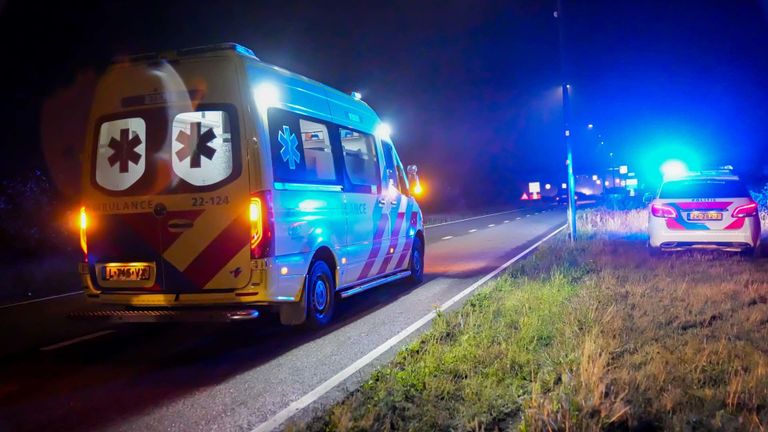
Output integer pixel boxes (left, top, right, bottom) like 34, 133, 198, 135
408, 236, 425, 284
304, 260, 336, 329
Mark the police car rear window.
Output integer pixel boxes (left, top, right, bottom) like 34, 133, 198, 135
659, 180, 749, 199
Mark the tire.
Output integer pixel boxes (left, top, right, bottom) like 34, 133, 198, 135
408, 235, 425, 284
304, 260, 336, 329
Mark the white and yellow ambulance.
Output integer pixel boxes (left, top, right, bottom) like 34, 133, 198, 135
78, 43, 424, 327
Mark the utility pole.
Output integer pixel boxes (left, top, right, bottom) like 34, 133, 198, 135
563, 84, 577, 241
556, 0, 577, 241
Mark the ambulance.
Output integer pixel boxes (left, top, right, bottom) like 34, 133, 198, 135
78, 43, 425, 327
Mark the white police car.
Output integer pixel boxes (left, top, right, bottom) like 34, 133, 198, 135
648, 172, 760, 254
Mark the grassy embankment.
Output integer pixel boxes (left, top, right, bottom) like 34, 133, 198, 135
294, 208, 768, 431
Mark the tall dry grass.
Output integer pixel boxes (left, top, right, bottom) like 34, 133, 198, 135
295, 210, 768, 431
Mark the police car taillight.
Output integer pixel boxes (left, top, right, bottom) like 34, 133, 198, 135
650, 203, 677, 218
250, 191, 273, 259
732, 201, 758, 218
79, 206, 88, 262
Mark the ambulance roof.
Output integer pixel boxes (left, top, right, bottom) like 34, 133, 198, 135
113, 42, 382, 135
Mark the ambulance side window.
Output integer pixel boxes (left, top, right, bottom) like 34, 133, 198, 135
268, 109, 339, 184
339, 128, 379, 192
381, 141, 400, 192
394, 154, 409, 196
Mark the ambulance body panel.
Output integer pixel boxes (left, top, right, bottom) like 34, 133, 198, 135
79, 44, 424, 325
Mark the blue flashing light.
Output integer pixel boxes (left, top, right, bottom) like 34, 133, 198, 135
233, 43, 256, 57
298, 199, 326, 212
408, 228, 415, 237
660, 159, 689, 180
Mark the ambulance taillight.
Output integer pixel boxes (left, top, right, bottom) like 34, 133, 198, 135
249, 191, 273, 259
79, 206, 88, 261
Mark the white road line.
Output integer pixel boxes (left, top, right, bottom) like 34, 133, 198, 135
515, 217, 521, 220
424, 208, 525, 228
441, 236, 454, 240
40, 330, 115, 352
468, 229, 477, 233
251, 224, 567, 432
503, 220, 510, 223
0, 291, 81, 310
488, 224, 495, 227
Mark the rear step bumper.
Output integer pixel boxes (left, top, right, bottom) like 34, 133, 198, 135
67, 308, 259, 323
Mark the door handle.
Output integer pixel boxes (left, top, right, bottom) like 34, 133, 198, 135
377, 198, 387, 206
167, 219, 194, 231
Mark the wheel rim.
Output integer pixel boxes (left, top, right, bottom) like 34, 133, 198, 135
412, 247, 422, 276
313, 279, 328, 312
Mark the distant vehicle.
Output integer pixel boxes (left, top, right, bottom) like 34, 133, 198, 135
77, 43, 425, 328
647, 172, 760, 254
555, 191, 585, 204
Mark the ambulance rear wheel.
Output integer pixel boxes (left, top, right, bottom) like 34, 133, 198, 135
408, 236, 425, 284
305, 260, 336, 329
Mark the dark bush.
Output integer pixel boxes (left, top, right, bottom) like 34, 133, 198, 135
0, 170, 74, 261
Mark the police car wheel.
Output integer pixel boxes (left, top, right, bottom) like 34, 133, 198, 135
305, 260, 336, 328
409, 236, 425, 284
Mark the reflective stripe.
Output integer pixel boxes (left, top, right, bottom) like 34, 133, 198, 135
376, 199, 408, 274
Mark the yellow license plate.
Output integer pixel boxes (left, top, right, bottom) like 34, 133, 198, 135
103, 264, 151, 281
687, 212, 722, 221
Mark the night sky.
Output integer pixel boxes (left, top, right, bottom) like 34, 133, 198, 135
1, 0, 767, 206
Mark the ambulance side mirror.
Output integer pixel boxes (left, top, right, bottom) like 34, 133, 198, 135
407, 165, 422, 196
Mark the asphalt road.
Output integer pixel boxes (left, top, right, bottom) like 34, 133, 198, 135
0, 206, 566, 432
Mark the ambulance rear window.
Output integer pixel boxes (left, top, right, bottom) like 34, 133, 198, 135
92, 104, 240, 195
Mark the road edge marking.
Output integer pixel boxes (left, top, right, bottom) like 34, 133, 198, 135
424, 207, 530, 228
39, 330, 115, 352
251, 223, 568, 432
0, 291, 81, 310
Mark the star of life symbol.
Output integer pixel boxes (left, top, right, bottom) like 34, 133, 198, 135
175, 122, 217, 168
107, 128, 143, 173
278, 125, 301, 169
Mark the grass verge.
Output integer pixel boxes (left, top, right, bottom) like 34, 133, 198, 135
293, 210, 768, 431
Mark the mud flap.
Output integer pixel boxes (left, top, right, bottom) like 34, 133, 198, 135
279, 277, 307, 326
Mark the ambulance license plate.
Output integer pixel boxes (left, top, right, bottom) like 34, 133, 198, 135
687, 212, 722, 221
103, 264, 151, 281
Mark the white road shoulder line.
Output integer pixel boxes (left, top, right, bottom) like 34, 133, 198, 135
40, 330, 115, 352
440, 236, 454, 240
424, 208, 525, 228
0, 291, 81, 310
468, 229, 477, 233
251, 224, 567, 432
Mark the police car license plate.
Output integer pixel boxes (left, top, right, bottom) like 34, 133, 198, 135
687, 212, 722, 221
103, 264, 151, 281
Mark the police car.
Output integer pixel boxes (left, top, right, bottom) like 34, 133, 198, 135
647, 170, 760, 254
77, 43, 425, 328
